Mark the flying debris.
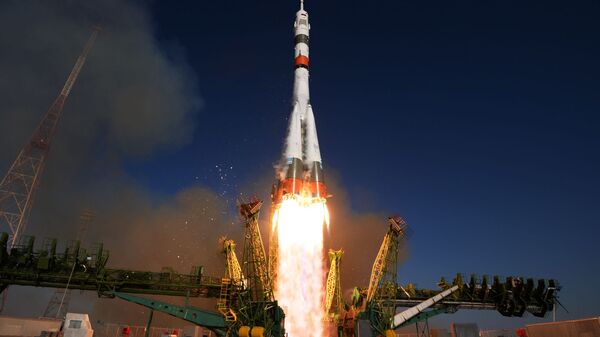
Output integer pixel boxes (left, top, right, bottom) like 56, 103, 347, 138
272, 0, 327, 205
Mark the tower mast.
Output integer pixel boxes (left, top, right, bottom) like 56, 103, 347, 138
0, 27, 99, 248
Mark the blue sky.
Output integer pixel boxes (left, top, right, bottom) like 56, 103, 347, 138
1, 0, 597, 329
115, 0, 600, 328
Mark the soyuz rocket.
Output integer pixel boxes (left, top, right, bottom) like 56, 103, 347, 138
272, 0, 327, 204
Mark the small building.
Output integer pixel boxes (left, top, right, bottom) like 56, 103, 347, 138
62, 313, 93, 337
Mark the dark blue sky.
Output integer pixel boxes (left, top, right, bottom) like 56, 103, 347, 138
124, 0, 598, 328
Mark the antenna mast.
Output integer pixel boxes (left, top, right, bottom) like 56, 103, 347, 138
0, 27, 99, 248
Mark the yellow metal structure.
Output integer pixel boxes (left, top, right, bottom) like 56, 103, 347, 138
363, 216, 409, 335
217, 278, 237, 322
240, 200, 273, 301
325, 249, 344, 318
366, 216, 408, 304
366, 233, 391, 303
217, 238, 243, 322
222, 238, 243, 285
267, 214, 278, 293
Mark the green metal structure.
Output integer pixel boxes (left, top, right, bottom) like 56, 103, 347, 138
0, 232, 221, 297
0, 199, 287, 337
229, 199, 284, 337
361, 215, 409, 336
337, 215, 560, 337
111, 292, 228, 337
395, 273, 559, 318
0, 225, 559, 337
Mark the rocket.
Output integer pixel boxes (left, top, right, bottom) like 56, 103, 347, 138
272, 0, 327, 204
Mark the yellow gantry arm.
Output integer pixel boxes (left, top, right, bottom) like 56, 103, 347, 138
222, 239, 243, 284
366, 234, 390, 303
325, 249, 344, 316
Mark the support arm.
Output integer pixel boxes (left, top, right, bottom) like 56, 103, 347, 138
111, 292, 227, 337
392, 285, 459, 329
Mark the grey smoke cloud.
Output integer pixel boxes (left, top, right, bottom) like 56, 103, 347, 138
0, 0, 219, 325
0, 0, 406, 328
0, 0, 201, 158
0, 0, 204, 240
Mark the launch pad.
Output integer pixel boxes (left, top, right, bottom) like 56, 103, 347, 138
0, 1, 564, 337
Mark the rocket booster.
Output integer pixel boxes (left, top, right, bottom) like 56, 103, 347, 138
273, 1, 326, 204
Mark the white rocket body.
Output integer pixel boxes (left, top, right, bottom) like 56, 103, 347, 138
275, 2, 326, 203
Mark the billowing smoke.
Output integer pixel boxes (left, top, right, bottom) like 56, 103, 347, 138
0, 0, 201, 158
0, 0, 407, 328
0, 0, 234, 326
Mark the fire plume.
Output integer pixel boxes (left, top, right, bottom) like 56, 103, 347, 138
273, 195, 328, 337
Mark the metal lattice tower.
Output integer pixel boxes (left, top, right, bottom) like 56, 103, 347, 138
365, 215, 409, 334
0, 28, 99, 248
221, 238, 243, 284
42, 209, 94, 318
239, 198, 272, 302
217, 238, 243, 322
325, 249, 344, 319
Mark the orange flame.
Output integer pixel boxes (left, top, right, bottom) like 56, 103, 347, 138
274, 195, 328, 337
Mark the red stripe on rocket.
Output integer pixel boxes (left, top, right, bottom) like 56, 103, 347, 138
272, 3, 327, 205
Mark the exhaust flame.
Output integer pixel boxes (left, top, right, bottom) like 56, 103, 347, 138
274, 195, 327, 337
